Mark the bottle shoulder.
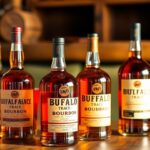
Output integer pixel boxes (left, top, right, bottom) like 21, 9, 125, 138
1, 69, 34, 89
2, 68, 34, 81
77, 66, 110, 80
119, 58, 150, 78
40, 70, 77, 85
119, 58, 150, 72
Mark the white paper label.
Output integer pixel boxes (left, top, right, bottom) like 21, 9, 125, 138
122, 79, 150, 119
48, 97, 78, 133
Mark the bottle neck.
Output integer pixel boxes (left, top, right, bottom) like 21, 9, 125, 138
51, 41, 66, 71
86, 52, 100, 68
129, 40, 141, 59
86, 35, 100, 68
10, 27, 24, 69
10, 43, 24, 69
51, 57, 66, 71
129, 23, 142, 59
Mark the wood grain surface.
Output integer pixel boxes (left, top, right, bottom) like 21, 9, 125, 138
1, 134, 150, 150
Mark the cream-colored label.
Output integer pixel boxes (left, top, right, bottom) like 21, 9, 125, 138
122, 79, 150, 119
48, 97, 78, 133
1, 90, 33, 127
81, 94, 111, 127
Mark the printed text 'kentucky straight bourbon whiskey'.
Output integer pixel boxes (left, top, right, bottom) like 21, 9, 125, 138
40, 37, 78, 146
1, 27, 34, 143
118, 23, 150, 136
77, 33, 111, 140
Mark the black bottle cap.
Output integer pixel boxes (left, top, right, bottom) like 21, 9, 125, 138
130, 23, 141, 41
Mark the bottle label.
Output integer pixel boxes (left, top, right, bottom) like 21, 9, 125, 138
0, 90, 2, 127
48, 97, 78, 133
121, 79, 150, 119
11, 43, 22, 51
81, 94, 111, 127
1, 90, 33, 127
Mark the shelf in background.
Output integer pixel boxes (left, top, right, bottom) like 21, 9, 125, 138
32, 0, 150, 7
104, 0, 150, 4
32, 0, 97, 7
2, 41, 150, 63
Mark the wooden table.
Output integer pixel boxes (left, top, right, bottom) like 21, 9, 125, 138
1, 133, 150, 150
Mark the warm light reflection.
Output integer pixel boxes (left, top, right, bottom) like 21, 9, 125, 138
142, 69, 149, 75
99, 141, 107, 149
143, 122, 149, 131
142, 137, 149, 147
100, 77, 106, 82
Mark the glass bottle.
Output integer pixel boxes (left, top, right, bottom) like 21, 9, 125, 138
40, 37, 78, 146
118, 23, 150, 136
77, 33, 111, 140
0, 43, 2, 138
1, 27, 34, 143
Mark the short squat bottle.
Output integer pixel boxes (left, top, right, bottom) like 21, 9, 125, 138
1, 27, 34, 143
118, 23, 150, 136
77, 33, 111, 140
40, 37, 78, 146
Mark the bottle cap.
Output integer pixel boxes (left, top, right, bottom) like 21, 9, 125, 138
11, 26, 22, 44
87, 33, 99, 38
52, 37, 64, 44
52, 37, 65, 57
12, 27, 22, 33
87, 33, 99, 52
130, 23, 141, 41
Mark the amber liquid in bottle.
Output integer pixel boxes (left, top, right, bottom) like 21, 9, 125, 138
77, 34, 111, 140
1, 27, 34, 144
118, 23, 150, 136
0, 43, 3, 138
40, 37, 78, 146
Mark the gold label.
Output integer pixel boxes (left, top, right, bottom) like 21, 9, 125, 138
92, 83, 102, 94
48, 97, 78, 133
1, 90, 33, 127
81, 94, 111, 127
59, 86, 70, 97
121, 79, 150, 119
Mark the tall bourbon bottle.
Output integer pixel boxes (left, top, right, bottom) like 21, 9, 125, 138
118, 23, 150, 136
40, 37, 78, 146
1, 27, 34, 143
0, 43, 3, 138
77, 33, 111, 140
